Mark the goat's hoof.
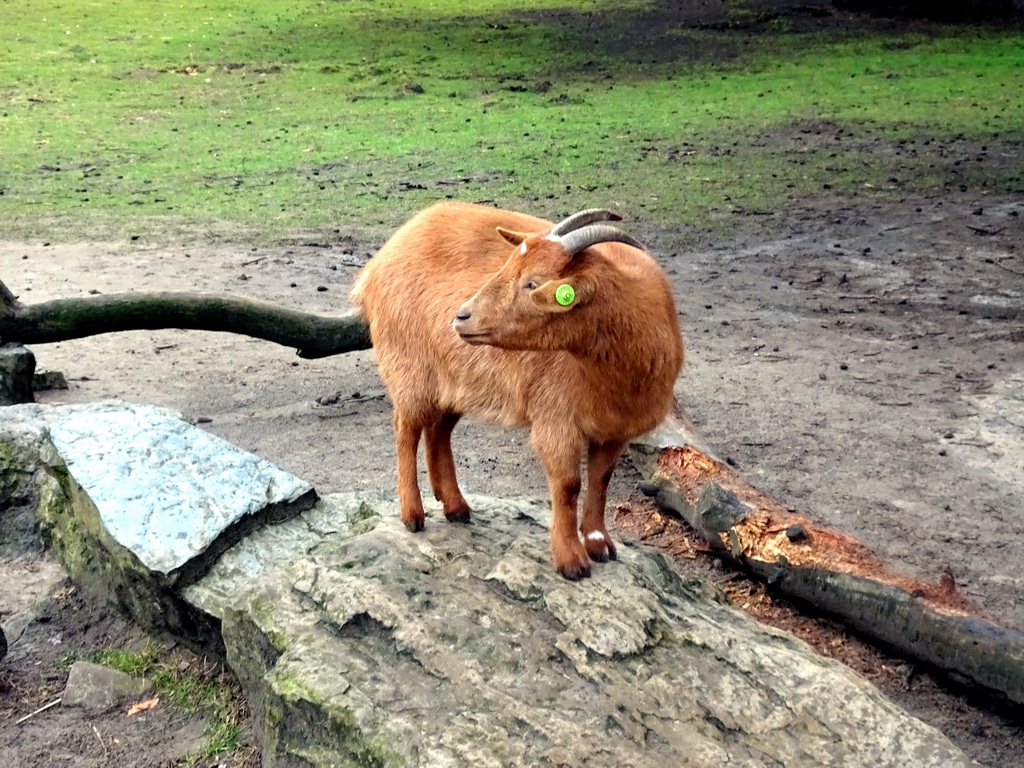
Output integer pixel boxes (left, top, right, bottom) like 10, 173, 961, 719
556, 558, 592, 581
444, 502, 473, 524
402, 514, 425, 533
584, 531, 617, 562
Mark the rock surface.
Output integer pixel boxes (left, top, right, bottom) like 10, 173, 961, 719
0, 401, 316, 648
192, 493, 971, 768
45, 403, 316, 579
2, 402, 973, 767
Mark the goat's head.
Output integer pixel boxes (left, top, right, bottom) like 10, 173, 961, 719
453, 209, 645, 351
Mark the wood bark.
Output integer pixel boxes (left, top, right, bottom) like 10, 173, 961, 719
0, 279, 371, 359
629, 403, 1024, 706
3, 277, 1023, 704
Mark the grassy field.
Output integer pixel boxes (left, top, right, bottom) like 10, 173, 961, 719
1, 0, 1021, 243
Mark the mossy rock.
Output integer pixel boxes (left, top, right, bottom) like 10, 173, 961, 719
211, 494, 970, 768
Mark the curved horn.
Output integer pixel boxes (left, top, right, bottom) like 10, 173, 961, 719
549, 209, 622, 238
559, 224, 646, 256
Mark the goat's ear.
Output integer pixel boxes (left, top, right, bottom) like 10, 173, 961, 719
531, 278, 595, 313
496, 227, 530, 247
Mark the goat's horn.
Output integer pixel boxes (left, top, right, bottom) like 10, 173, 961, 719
559, 224, 646, 256
549, 209, 622, 237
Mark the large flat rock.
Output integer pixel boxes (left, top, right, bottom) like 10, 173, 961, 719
44, 403, 314, 578
192, 493, 970, 768
0, 401, 316, 647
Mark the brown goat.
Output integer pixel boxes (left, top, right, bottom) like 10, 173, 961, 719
351, 202, 683, 579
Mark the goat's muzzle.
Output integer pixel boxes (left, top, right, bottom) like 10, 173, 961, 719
453, 302, 489, 344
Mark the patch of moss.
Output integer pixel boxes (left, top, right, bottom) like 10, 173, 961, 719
355, 501, 378, 521
91, 647, 159, 677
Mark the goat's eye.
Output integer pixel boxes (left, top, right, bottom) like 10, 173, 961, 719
522, 279, 539, 291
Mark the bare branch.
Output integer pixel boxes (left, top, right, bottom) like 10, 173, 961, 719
0, 279, 371, 359
629, 409, 1024, 706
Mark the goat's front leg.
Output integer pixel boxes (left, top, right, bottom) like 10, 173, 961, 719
424, 412, 472, 523
581, 440, 624, 562
534, 435, 590, 580
394, 411, 426, 532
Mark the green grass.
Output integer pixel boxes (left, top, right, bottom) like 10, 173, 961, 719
1, 0, 1021, 243
88, 647, 246, 764
91, 646, 159, 677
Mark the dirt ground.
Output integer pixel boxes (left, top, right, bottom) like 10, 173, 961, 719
1, 185, 1021, 765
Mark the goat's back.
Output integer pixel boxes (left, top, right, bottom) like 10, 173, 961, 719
352, 202, 554, 424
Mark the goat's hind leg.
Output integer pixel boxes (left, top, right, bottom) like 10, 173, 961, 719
424, 412, 472, 523
394, 411, 426, 532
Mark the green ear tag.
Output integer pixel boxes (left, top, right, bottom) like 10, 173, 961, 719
555, 284, 575, 306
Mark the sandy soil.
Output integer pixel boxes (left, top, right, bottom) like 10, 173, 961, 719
1, 187, 1022, 765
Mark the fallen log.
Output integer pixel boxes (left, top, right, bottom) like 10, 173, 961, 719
628, 404, 1024, 706
0, 279, 371, 359
3, 277, 1023, 704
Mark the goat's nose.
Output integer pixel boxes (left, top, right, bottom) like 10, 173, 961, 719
455, 306, 472, 322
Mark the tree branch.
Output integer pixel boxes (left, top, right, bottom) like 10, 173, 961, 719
0, 280, 371, 359
628, 405, 1024, 706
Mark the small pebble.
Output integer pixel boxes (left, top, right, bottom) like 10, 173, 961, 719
786, 524, 809, 543
637, 481, 660, 497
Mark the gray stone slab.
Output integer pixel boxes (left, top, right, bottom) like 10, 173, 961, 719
46, 404, 314, 576
1, 401, 317, 650
183, 491, 385, 618
0, 404, 975, 765
206, 493, 970, 768
2, 400, 315, 579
